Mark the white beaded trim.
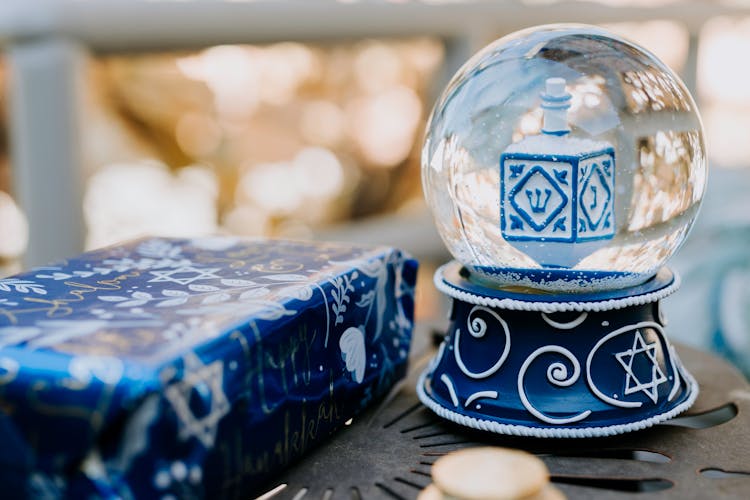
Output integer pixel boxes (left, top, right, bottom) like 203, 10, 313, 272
416, 368, 699, 438
434, 265, 681, 313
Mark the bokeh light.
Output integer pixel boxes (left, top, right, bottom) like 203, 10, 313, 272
602, 20, 689, 73
698, 16, 750, 167
1, 18, 747, 273
87, 38, 443, 248
0, 191, 28, 270
84, 161, 219, 249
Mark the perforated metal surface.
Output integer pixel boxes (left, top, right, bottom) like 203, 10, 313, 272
260, 338, 750, 499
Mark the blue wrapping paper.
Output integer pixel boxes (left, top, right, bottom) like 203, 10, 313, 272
0, 237, 417, 498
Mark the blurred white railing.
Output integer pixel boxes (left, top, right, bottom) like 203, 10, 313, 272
1, 0, 748, 266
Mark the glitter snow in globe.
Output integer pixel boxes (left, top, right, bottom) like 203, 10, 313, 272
418, 25, 705, 438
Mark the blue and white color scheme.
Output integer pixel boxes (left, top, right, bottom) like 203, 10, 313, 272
501, 151, 615, 243
0, 237, 417, 497
500, 78, 616, 268
418, 263, 697, 438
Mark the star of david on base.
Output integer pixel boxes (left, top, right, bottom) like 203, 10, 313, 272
615, 330, 667, 404
149, 266, 221, 285
165, 352, 230, 448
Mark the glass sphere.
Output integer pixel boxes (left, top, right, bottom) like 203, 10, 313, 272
422, 24, 707, 292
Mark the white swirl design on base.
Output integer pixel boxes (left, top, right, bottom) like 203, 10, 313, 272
517, 346, 591, 425
541, 312, 588, 330
454, 306, 510, 380
417, 367, 699, 438
465, 390, 499, 408
427, 340, 447, 376
668, 343, 683, 402
440, 373, 459, 407
586, 321, 668, 409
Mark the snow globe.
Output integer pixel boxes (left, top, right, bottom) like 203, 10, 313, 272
418, 25, 707, 437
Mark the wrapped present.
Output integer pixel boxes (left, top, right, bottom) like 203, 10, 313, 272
0, 237, 417, 498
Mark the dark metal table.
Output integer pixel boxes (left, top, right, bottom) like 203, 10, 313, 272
262, 338, 750, 499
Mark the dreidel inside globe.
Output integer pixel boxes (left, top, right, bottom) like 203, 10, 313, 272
418, 24, 707, 437
500, 77, 615, 269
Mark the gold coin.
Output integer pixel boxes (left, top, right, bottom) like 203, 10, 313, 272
418, 483, 445, 500
432, 447, 549, 500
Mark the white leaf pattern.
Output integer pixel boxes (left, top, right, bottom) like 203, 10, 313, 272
277, 285, 314, 301
156, 298, 189, 308
35, 272, 72, 281
116, 300, 149, 308
202, 293, 231, 304
69, 356, 124, 385
330, 274, 356, 326
220, 279, 256, 287
136, 239, 182, 259
339, 327, 366, 384
190, 237, 239, 251
188, 284, 220, 292
242, 301, 297, 321
264, 274, 308, 282
98, 296, 128, 302
0, 279, 47, 295
240, 288, 270, 300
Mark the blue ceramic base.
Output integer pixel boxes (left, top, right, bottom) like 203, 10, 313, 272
418, 262, 698, 438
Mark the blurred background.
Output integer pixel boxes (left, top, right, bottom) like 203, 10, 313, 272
0, 0, 749, 375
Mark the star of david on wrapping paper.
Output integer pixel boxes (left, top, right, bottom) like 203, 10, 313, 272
149, 266, 221, 285
164, 352, 230, 448
614, 330, 667, 404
